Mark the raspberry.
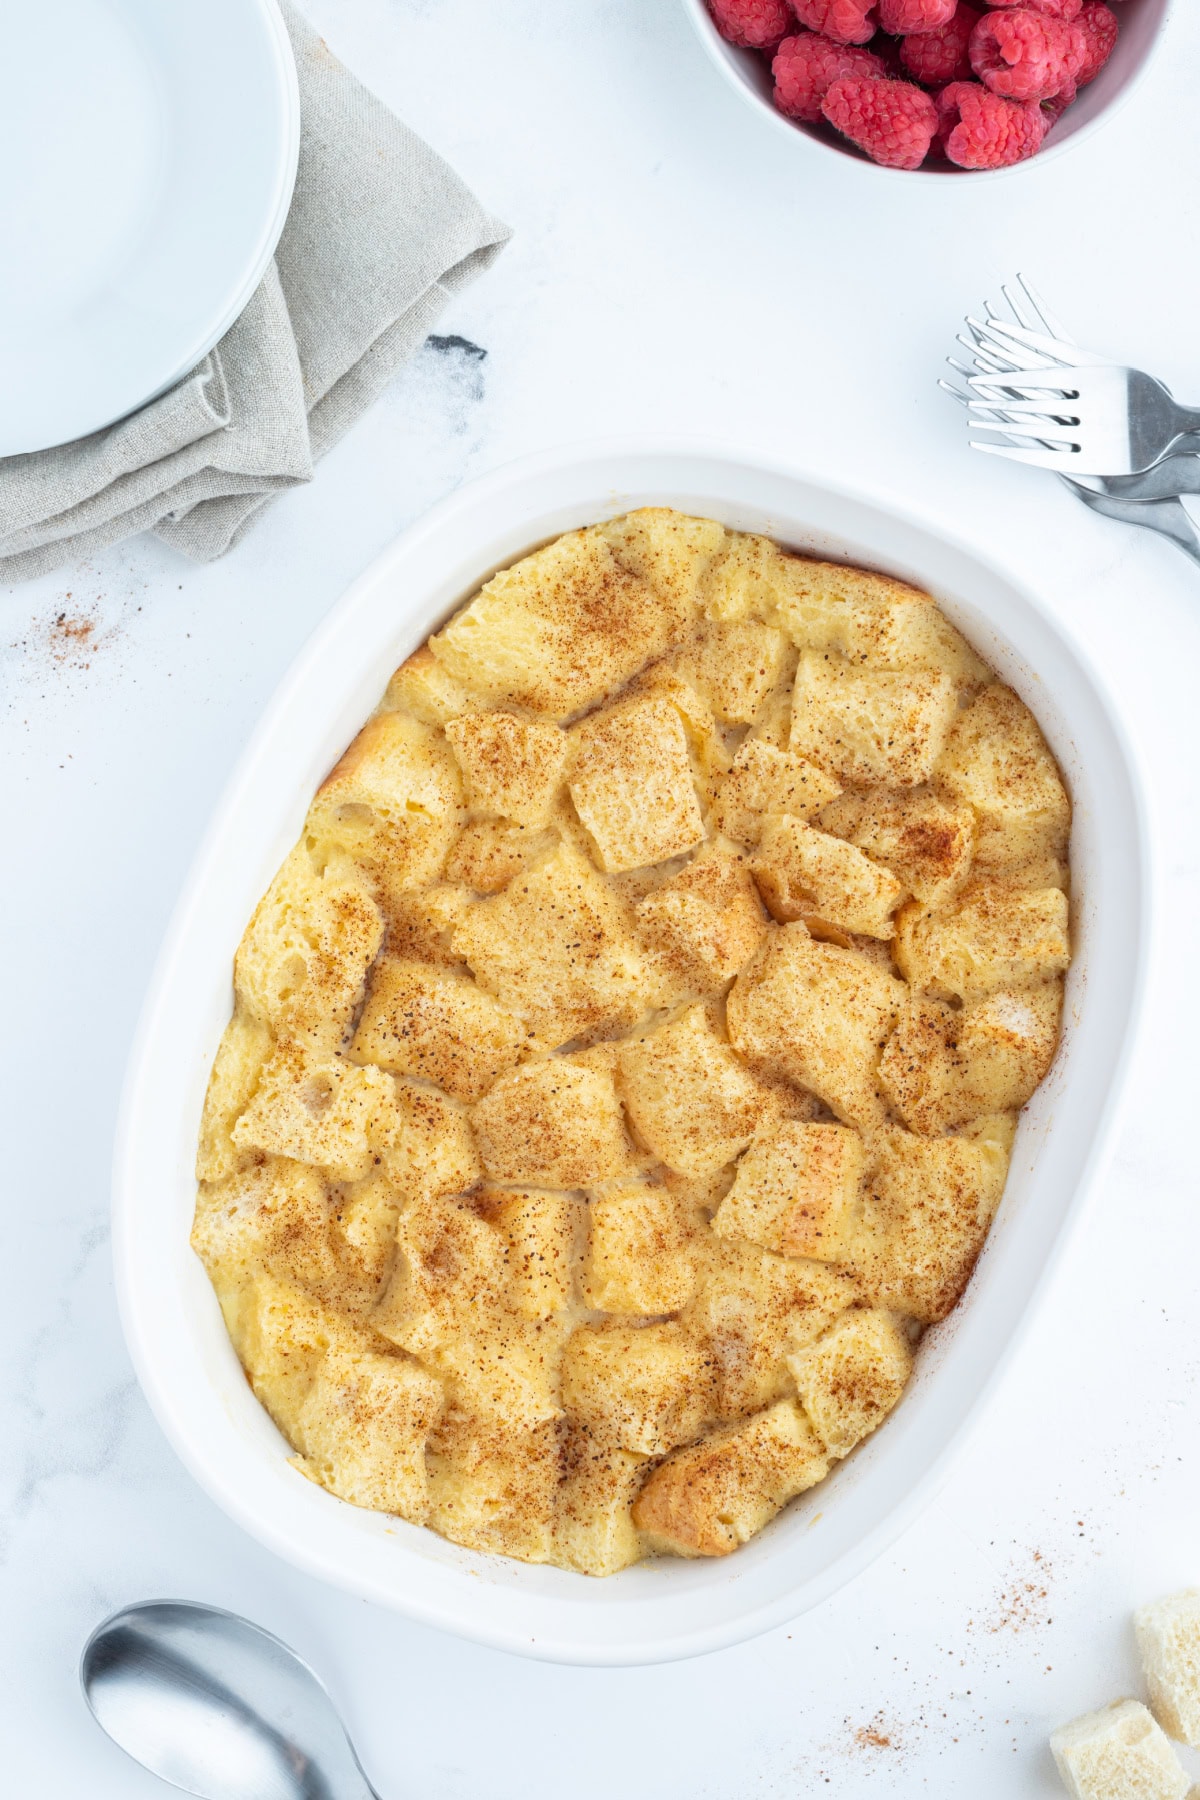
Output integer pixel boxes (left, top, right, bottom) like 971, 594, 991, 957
707, 0, 794, 48
1074, 1, 1119, 84
772, 31, 887, 120
987, 0, 1082, 18
878, 0, 955, 34
936, 78, 1047, 166
822, 74, 938, 166
899, 3, 981, 83
970, 9, 1085, 103
790, 0, 879, 47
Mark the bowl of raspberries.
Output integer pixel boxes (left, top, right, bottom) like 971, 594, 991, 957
684, 0, 1171, 172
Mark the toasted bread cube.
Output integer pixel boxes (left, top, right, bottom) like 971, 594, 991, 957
788, 1309, 912, 1458
790, 652, 958, 788
752, 817, 905, 939
636, 840, 767, 997
452, 837, 650, 1045
625, 663, 732, 804
471, 1054, 637, 1186
379, 883, 471, 967
305, 711, 463, 905
770, 560, 991, 690
895, 882, 1070, 1003
479, 1186, 582, 1320
855, 1121, 1012, 1323
701, 533, 806, 627
711, 738, 842, 846
234, 844, 384, 1054
598, 508, 727, 627
1135, 1592, 1200, 1747
695, 1239, 855, 1417
196, 1007, 273, 1181
632, 1398, 829, 1557
714, 1122, 865, 1262
295, 1347, 443, 1521
231, 1046, 399, 1182
818, 786, 975, 909
378, 1078, 481, 1203
937, 684, 1070, 880
584, 1181, 703, 1314
618, 1004, 783, 1177
671, 617, 794, 724
443, 818, 550, 893
428, 527, 685, 718
380, 645, 481, 725
444, 709, 569, 826
562, 1321, 713, 1455
554, 1434, 648, 1576
427, 1414, 562, 1563
877, 996, 961, 1137
728, 926, 906, 1128
568, 696, 705, 874
349, 956, 530, 1102
1050, 1701, 1190, 1800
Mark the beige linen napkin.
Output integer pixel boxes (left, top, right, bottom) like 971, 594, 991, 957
0, 2, 510, 581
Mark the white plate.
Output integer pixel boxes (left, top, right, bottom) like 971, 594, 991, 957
0, 0, 299, 457
113, 444, 1151, 1665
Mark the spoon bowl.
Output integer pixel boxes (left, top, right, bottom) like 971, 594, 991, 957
80, 1601, 379, 1800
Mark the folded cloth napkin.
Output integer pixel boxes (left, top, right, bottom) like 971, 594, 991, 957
0, 1, 510, 582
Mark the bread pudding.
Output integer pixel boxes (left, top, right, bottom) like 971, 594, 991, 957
192, 509, 1071, 1574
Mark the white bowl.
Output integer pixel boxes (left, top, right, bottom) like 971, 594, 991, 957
114, 444, 1150, 1666
681, 0, 1175, 180
0, 0, 299, 456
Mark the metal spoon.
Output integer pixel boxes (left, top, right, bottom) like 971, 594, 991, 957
80, 1600, 381, 1800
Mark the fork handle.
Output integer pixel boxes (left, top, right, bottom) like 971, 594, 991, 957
1120, 496, 1200, 569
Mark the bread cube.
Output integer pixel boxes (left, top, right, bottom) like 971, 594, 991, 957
728, 926, 906, 1127
349, 956, 530, 1102
428, 527, 685, 718
788, 1309, 912, 1457
378, 1077, 481, 1203
700, 532, 807, 627
444, 709, 569, 826
234, 843, 384, 1054
632, 1398, 829, 1557
377, 882, 470, 967
818, 786, 975, 909
855, 1121, 1012, 1323
671, 617, 794, 724
955, 982, 1062, 1116
554, 1432, 648, 1576
305, 710, 463, 906
479, 1186, 582, 1321
714, 1122, 865, 1262
562, 1321, 713, 1455
1050, 1700, 1190, 1800
452, 836, 650, 1045
427, 1414, 562, 1563
770, 560, 991, 691
937, 684, 1070, 880
711, 738, 842, 846
231, 1045, 399, 1182
584, 1181, 703, 1314
231, 1272, 362, 1428
568, 695, 705, 873
617, 1004, 783, 1177
381, 645, 481, 725
295, 1346, 442, 1521
196, 1007, 273, 1181
876, 996, 962, 1137
790, 651, 959, 788
695, 1239, 855, 1417
598, 507, 727, 628
625, 663, 732, 804
443, 818, 550, 893
895, 882, 1070, 1003
1135, 1591, 1200, 1747
328, 1169, 405, 1307
636, 840, 767, 997
471, 1054, 637, 1186
752, 817, 905, 939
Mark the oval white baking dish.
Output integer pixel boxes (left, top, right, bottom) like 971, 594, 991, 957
113, 445, 1150, 1666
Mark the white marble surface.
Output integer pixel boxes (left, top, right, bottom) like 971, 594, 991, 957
5, 2, 1200, 1794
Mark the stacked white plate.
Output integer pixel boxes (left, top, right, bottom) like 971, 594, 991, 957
0, 0, 299, 457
